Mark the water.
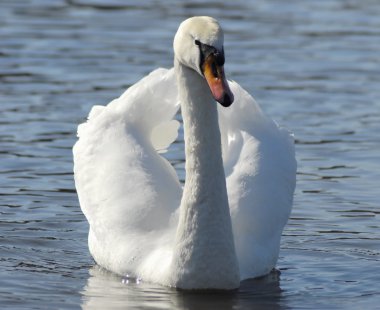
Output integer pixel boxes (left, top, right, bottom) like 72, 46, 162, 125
1, 0, 379, 309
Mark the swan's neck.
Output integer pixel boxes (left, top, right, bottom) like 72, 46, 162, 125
170, 60, 239, 289
177, 62, 226, 204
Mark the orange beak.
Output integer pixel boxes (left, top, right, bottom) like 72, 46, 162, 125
203, 54, 234, 107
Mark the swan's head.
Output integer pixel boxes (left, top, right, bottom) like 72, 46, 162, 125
174, 16, 234, 107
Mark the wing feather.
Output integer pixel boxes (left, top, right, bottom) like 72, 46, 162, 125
219, 82, 297, 279
73, 69, 182, 274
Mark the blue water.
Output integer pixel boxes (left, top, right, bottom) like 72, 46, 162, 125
1, 0, 379, 309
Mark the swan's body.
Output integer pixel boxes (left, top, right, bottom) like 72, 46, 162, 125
74, 16, 296, 290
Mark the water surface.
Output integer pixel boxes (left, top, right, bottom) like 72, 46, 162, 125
1, 0, 380, 309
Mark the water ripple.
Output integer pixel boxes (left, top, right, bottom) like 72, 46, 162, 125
0, 0, 379, 309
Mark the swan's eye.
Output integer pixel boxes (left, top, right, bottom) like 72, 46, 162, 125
195, 40, 205, 73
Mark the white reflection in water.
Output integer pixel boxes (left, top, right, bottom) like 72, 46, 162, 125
81, 266, 284, 310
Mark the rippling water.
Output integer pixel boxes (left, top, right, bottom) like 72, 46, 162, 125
1, 0, 379, 309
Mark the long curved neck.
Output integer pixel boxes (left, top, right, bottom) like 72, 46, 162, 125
177, 61, 226, 201
171, 60, 239, 289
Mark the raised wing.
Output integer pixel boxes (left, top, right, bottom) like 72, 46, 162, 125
73, 68, 182, 274
218, 82, 297, 280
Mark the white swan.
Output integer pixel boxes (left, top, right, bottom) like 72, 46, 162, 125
73, 16, 296, 290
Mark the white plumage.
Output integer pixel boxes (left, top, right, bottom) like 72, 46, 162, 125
73, 16, 296, 290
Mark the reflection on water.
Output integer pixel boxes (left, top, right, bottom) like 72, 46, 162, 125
1, 0, 380, 309
82, 266, 283, 310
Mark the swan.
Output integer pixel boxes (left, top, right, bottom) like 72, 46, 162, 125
73, 16, 296, 290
